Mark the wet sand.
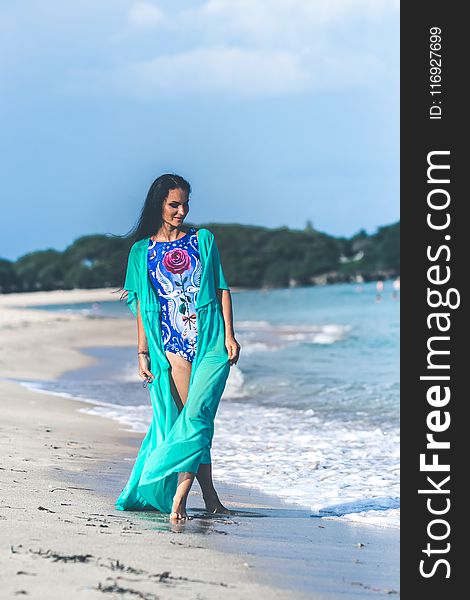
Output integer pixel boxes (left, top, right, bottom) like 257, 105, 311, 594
0, 289, 399, 598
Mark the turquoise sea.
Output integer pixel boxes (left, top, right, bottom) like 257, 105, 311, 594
21, 280, 400, 527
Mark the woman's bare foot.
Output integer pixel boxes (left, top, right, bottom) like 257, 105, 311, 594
170, 496, 191, 522
170, 471, 196, 522
203, 490, 232, 514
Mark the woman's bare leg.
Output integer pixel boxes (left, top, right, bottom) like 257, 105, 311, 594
196, 463, 231, 514
166, 351, 230, 519
166, 352, 194, 521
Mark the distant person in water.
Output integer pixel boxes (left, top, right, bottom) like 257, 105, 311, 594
391, 278, 400, 300
375, 279, 384, 303
115, 174, 241, 523
91, 302, 101, 317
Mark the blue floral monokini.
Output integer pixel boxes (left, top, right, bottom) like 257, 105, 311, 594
147, 227, 201, 362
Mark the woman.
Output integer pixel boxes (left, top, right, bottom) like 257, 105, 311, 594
115, 174, 240, 522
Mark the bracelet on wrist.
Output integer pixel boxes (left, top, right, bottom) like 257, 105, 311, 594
138, 351, 149, 356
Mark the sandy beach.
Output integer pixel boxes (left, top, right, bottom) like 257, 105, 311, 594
0, 289, 399, 598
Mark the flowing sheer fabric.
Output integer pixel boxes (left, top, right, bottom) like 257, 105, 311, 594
115, 228, 230, 513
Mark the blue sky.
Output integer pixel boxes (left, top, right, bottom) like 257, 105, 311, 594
0, 0, 399, 261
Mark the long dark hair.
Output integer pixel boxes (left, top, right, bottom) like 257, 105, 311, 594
125, 173, 191, 244
114, 173, 191, 299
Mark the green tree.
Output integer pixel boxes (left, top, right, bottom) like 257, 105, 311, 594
0, 258, 20, 293
14, 250, 66, 291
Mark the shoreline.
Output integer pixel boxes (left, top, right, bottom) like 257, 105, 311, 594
1, 378, 313, 599
0, 286, 246, 310
0, 275, 399, 309
0, 290, 399, 597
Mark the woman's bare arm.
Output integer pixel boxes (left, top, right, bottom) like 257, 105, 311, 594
217, 289, 234, 336
137, 299, 154, 382
216, 289, 240, 366
137, 299, 149, 352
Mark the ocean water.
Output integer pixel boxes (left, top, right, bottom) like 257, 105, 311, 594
19, 281, 400, 528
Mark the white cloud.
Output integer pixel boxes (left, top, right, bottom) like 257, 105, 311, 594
128, 2, 165, 28
104, 0, 397, 97
0, 0, 398, 99
120, 46, 311, 97
66, 42, 383, 99
196, 0, 399, 42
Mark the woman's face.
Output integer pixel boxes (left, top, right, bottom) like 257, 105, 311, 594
161, 188, 189, 227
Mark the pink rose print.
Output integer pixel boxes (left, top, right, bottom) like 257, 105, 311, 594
162, 248, 191, 274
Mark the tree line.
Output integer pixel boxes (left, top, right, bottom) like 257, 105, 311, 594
0, 221, 399, 293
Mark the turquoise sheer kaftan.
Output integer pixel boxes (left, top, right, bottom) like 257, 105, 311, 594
115, 228, 231, 513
